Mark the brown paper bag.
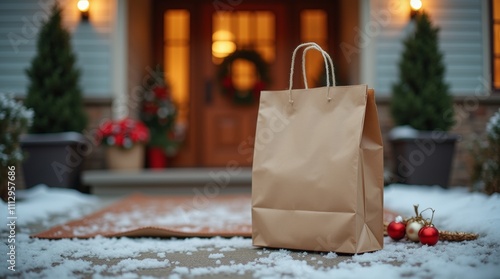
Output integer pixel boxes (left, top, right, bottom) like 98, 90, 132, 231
251, 42, 384, 253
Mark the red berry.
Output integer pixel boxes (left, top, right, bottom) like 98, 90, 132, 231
419, 226, 439, 246
387, 221, 406, 240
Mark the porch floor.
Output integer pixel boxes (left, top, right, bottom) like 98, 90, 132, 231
82, 168, 252, 197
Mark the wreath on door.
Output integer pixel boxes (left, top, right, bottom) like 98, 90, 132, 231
217, 49, 271, 105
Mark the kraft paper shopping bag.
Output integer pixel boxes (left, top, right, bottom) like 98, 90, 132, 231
251, 42, 384, 253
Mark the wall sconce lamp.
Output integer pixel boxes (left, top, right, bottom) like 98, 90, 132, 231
77, 0, 90, 21
410, 0, 422, 19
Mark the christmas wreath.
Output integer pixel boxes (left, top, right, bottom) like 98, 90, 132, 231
217, 49, 271, 105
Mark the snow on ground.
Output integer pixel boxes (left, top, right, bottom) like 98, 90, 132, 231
1, 184, 499, 278
1, 184, 98, 227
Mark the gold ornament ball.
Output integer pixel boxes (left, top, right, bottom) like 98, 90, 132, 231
406, 221, 424, 241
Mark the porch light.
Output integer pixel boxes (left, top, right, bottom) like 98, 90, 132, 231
212, 30, 236, 59
410, 0, 422, 19
77, 0, 90, 21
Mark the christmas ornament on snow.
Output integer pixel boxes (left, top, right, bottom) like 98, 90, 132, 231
385, 204, 478, 245
417, 207, 439, 245
387, 216, 406, 241
405, 204, 429, 242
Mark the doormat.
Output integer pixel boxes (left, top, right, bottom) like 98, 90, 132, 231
33, 194, 399, 239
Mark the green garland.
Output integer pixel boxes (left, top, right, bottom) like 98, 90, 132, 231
217, 49, 271, 105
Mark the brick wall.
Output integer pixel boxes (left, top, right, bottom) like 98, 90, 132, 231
82, 99, 112, 170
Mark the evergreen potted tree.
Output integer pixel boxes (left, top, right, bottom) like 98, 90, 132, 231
389, 12, 457, 187
21, 3, 88, 189
469, 109, 500, 195
140, 66, 180, 168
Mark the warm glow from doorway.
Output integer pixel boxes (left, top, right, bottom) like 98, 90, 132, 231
212, 30, 236, 59
164, 10, 190, 124
212, 42, 236, 58
410, 0, 422, 11
77, 0, 90, 12
231, 59, 257, 91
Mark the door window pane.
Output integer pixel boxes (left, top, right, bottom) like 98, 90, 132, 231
164, 10, 190, 123
300, 10, 329, 87
212, 11, 275, 64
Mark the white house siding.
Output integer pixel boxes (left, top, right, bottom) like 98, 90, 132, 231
0, 0, 113, 97
364, 0, 488, 96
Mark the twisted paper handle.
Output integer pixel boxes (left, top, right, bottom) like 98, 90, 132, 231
301, 45, 335, 89
288, 42, 336, 105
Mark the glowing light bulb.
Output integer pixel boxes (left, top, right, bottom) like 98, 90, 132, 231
77, 0, 90, 13
212, 30, 236, 59
410, 0, 422, 11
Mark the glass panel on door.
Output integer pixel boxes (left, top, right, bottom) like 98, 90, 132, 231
212, 11, 276, 64
164, 10, 190, 126
301, 9, 329, 87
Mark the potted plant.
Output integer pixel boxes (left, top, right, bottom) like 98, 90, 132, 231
469, 109, 500, 195
21, 3, 88, 189
140, 66, 181, 168
0, 94, 33, 201
389, 12, 457, 187
96, 118, 149, 170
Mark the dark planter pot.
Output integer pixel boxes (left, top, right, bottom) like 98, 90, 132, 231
390, 131, 459, 187
20, 132, 88, 190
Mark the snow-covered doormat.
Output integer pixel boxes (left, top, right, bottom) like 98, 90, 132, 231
32, 193, 399, 239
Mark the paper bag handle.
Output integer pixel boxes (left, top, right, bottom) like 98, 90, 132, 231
288, 42, 336, 105
301, 45, 335, 89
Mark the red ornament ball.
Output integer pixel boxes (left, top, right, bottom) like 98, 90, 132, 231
419, 226, 439, 246
387, 221, 406, 241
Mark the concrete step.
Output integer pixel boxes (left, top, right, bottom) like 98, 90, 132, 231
83, 168, 252, 197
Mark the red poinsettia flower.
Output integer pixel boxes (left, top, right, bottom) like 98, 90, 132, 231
97, 121, 113, 137
96, 118, 150, 149
114, 133, 125, 146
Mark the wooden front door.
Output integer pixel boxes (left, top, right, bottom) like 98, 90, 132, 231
198, 3, 288, 167
153, 0, 336, 167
